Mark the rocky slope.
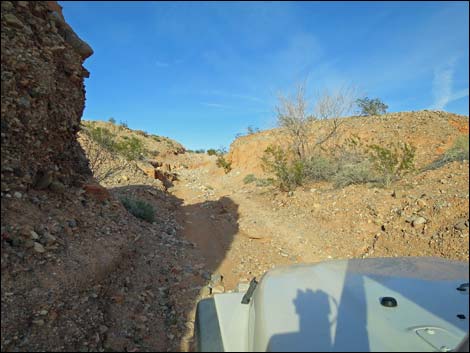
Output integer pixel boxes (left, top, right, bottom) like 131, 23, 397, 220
1, 0, 93, 194
78, 120, 184, 189
1, 3, 201, 351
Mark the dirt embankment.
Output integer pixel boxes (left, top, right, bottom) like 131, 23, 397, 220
227, 111, 469, 174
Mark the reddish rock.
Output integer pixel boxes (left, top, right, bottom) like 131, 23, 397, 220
83, 184, 111, 202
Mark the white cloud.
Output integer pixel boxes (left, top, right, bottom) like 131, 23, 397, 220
431, 60, 469, 110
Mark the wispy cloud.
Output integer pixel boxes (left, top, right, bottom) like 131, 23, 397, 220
431, 60, 469, 110
201, 102, 231, 109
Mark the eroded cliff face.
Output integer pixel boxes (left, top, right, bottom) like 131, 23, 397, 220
1, 1, 93, 194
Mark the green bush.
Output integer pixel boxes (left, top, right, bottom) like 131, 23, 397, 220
356, 97, 388, 116
261, 146, 305, 191
85, 126, 117, 151
108, 117, 116, 124
425, 135, 469, 170
303, 155, 338, 181
261, 138, 416, 191
333, 160, 376, 188
442, 135, 469, 161
243, 174, 257, 184
368, 142, 415, 187
216, 155, 232, 174
255, 178, 274, 187
195, 149, 206, 154
115, 136, 145, 161
207, 149, 217, 156
120, 197, 155, 223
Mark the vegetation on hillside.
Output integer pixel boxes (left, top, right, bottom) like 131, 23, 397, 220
261, 84, 415, 191
356, 97, 388, 116
424, 135, 469, 170
120, 196, 155, 223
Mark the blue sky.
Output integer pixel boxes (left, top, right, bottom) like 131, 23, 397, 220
60, 1, 469, 150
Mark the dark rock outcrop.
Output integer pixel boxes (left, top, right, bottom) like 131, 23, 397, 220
1, 1, 93, 194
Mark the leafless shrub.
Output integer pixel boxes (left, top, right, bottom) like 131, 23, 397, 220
79, 134, 129, 183
276, 83, 357, 160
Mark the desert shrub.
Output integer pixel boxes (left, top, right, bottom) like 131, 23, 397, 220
120, 197, 155, 223
266, 83, 356, 191
152, 136, 162, 142
356, 97, 388, 116
443, 135, 469, 161
195, 149, 206, 154
79, 133, 128, 183
243, 174, 257, 184
247, 126, 260, 135
425, 135, 469, 170
115, 136, 145, 161
207, 149, 217, 156
85, 126, 117, 151
255, 178, 274, 187
108, 117, 116, 124
135, 129, 149, 137
119, 120, 128, 129
333, 160, 376, 188
303, 155, 338, 181
368, 142, 415, 187
216, 155, 232, 173
261, 146, 305, 191
214, 147, 232, 173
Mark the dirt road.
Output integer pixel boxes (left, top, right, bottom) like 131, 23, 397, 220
168, 153, 469, 293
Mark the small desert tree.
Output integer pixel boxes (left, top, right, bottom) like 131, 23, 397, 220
276, 83, 357, 160
215, 147, 232, 173
312, 86, 357, 147
266, 83, 357, 190
276, 83, 312, 160
356, 97, 388, 116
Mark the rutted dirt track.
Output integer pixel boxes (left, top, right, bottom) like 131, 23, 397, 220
168, 151, 469, 295
171, 168, 298, 290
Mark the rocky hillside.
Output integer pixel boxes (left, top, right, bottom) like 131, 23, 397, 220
228, 111, 469, 174
78, 120, 184, 189
1, 3, 200, 351
1, 0, 93, 194
81, 120, 186, 158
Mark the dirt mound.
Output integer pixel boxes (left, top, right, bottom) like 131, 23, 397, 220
227, 111, 469, 174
